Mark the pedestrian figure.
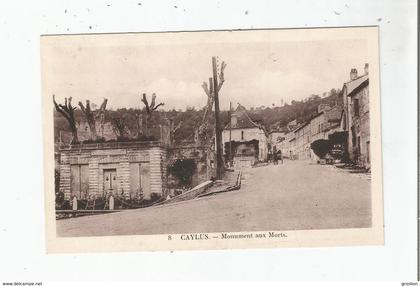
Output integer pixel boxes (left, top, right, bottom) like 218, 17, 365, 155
279, 150, 283, 164
273, 152, 278, 165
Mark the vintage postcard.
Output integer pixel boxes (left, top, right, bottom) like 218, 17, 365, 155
42, 27, 383, 253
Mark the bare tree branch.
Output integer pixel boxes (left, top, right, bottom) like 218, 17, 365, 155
152, 102, 164, 111
53, 94, 79, 144
141, 93, 150, 114
78, 99, 97, 140
174, 120, 183, 132
140, 93, 165, 137
53, 95, 71, 122
150, 93, 156, 109
201, 82, 210, 97
217, 61, 226, 91
99, 98, 108, 112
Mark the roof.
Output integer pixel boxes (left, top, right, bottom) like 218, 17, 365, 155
311, 111, 324, 120
225, 104, 260, 130
344, 74, 369, 97
293, 121, 310, 133
269, 126, 288, 134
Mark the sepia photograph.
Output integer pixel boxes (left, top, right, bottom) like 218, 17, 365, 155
2, 0, 419, 283
42, 27, 383, 252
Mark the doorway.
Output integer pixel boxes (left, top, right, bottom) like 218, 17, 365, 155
103, 169, 118, 195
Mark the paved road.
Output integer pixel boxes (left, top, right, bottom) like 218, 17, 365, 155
57, 160, 371, 237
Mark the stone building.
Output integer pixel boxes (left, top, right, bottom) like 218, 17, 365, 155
268, 127, 288, 154
341, 64, 370, 168
293, 121, 312, 160
58, 141, 167, 201
280, 104, 342, 162
221, 104, 268, 167
278, 131, 296, 159
308, 105, 342, 161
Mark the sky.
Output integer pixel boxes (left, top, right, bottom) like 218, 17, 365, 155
42, 29, 369, 111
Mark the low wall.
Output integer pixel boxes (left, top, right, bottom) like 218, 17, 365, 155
158, 181, 214, 205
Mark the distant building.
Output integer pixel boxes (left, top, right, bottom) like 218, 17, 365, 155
341, 64, 370, 168
221, 104, 268, 167
278, 104, 342, 162
294, 122, 312, 160
279, 64, 370, 166
269, 127, 288, 153
278, 131, 297, 159
287, 119, 298, 131
309, 105, 343, 161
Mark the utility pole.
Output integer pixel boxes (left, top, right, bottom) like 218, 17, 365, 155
212, 56, 223, 180
229, 101, 232, 166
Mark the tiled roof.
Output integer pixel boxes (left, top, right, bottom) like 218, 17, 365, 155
345, 74, 369, 97
225, 104, 260, 129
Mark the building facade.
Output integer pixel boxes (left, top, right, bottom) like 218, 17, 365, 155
58, 141, 167, 201
221, 104, 268, 167
294, 122, 312, 160
278, 131, 296, 159
341, 64, 370, 168
269, 130, 286, 154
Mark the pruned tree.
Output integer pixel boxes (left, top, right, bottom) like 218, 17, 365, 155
200, 77, 214, 127
197, 61, 226, 144
96, 98, 108, 139
53, 95, 79, 145
140, 93, 164, 136
78, 98, 108, 141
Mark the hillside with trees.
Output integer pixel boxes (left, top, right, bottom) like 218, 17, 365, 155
54, 88, 341, 144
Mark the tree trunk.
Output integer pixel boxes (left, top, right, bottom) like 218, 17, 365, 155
70, 123, 79, 145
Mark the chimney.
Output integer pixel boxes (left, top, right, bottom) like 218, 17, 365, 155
350, 68, 358, 80
364, 63, 369, 75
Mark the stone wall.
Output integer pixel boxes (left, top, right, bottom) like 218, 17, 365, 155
166, 144, 214, 190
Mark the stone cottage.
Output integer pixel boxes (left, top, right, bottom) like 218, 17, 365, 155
221, 104, 268, 167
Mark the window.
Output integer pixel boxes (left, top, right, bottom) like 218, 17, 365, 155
354, 98, 360, 117
241, 131, 244, 140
